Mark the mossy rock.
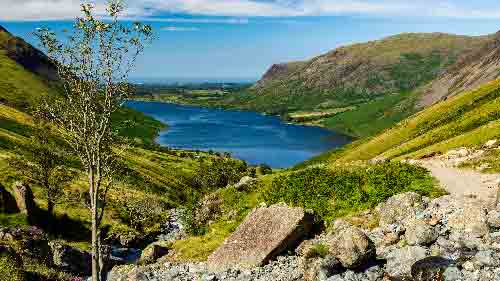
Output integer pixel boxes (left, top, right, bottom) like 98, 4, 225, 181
139, 241, 171, 265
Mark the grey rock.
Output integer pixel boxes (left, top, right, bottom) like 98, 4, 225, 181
405, 220, 438, 246
385, 246, 430, 279
443, 266, 463, 281
207, 203, 315, 271
139, 242, 169, 265
376, 192, 426, 226
233, 176, 256, 191
411, 256, 455, 281
303, 255, 341, 281
447, 198, 489, 237
487, 210, 500, 229
326, 220, 375, 269
12, 181, 37, 221
49, 241, 91, 275
474, 250, 500, 268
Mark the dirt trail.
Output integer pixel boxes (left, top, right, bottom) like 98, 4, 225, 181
417, 158, 500, 206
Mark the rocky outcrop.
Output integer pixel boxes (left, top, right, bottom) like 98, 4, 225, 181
325, 220, 375, 269
11, 182, 36, 220
0, 227, 52, 264
207, 203, 315, 271
138, 242, 170, 265
49, 241, 92, 276
418, 31, 500, 108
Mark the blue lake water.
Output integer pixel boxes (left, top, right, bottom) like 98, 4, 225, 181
126, 101, 352, 168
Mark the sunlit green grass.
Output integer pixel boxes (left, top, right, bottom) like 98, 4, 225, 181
334, 79, 500, 162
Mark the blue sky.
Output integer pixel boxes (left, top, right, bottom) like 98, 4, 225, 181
1, 1, 500, 81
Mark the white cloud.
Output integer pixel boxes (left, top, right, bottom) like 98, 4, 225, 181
161, 26, 199, 31
0, 0, 108, 21
2, 0, 500, 21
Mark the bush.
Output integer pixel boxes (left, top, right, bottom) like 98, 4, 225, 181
192, 158, 248, 191
264, 162, 439, 224
179, 190, 207, 236
116, 195, 167, 232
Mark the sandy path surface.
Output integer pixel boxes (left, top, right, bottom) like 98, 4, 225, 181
418, 158, 500, 206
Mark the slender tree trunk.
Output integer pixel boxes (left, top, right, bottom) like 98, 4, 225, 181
90, 169, 101, 281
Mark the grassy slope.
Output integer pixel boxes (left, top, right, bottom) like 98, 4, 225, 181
332, 79, 500, 162
0, 102, 201, 238
0, 27, 205, 249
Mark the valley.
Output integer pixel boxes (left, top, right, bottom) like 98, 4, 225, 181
2, 5, 500, 281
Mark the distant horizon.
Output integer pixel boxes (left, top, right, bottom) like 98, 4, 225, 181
129, 77, 258, 84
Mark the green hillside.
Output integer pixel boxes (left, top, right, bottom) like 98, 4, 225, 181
330, 79, 500, 163
0, 25, 217, 250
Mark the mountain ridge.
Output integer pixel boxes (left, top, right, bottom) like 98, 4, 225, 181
0, 25, 58, 82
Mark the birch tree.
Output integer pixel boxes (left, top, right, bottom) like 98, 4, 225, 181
34, 1, 152, 280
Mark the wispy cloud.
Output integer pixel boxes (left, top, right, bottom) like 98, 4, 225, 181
161, 26, 199, 31
2, 0, 500, 21
126, 17, 249, 24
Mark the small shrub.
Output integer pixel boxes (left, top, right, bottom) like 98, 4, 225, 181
116, 196, 167, 232
306, 243, 329, 259
192, 158, 248, 191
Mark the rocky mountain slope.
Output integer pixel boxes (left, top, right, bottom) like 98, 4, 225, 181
221, 32, 500, 137
254, 33, 490, 94
418, 31, 500, 108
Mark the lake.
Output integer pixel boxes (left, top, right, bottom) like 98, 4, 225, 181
126, 101, 352, 168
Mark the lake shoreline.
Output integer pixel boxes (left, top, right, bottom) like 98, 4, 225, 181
129, 97, 359, 139
126, 100, 352, 168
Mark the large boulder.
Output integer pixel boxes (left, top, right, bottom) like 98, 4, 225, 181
411, 256, 455, 281
11, 182, 36, 220
49, 241, 92, 276
303, 256, 341, 281
325, 220, 375, 269
0, 183, 18, 214
447, 198, 489, 237
207, 203, 315, 271
385, 246, 430, 280
138, 241, 170, 265
376, 192, 426, 227
405, 220, 438, 246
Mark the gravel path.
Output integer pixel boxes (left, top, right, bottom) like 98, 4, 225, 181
418, 158, 500, 206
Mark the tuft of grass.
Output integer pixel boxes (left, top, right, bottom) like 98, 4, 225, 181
305, 243, 329, 259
